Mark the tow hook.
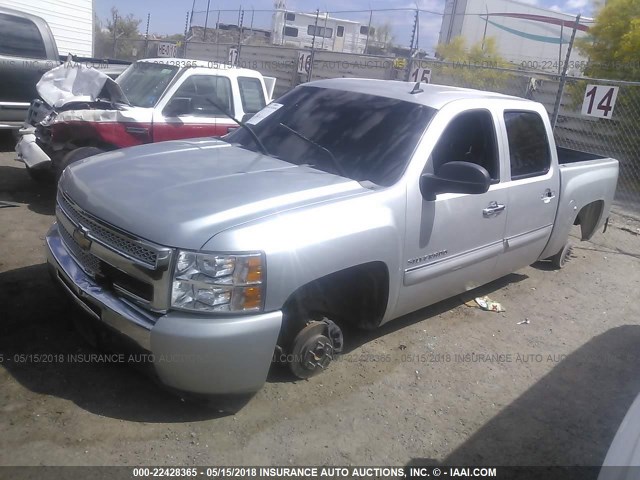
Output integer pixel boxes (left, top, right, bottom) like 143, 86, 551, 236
288, 318, 343, 379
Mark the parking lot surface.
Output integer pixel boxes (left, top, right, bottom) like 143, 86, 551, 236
1, 131, 639, 466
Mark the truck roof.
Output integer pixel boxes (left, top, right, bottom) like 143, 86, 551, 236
305, 78, 532, 110
137, 58, 263, 78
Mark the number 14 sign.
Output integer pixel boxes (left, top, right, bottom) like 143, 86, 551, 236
581, 84, 619, 119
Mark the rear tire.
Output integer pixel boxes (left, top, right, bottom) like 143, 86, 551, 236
550, 242, 572, 269
55, 146, 104, 182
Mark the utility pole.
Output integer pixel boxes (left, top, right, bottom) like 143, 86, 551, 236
144, 13, 150, 57
405, 8, 418, 81
237, 8, 244, 60
183, 11, 189, 57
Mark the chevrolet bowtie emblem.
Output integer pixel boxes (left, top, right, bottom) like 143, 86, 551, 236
72, 226, 92, 251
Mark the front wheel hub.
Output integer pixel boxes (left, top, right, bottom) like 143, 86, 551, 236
289, 319, 342, 379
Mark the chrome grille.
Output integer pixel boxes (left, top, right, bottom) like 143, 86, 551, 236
58, 192, 158, 266
59, 223, 102, 277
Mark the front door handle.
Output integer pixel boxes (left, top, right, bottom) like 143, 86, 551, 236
483, 201, 506, 217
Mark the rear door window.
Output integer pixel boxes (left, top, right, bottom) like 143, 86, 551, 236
0, 13, 47, 59
238, 77, 266, 114
504, 111, 551, 179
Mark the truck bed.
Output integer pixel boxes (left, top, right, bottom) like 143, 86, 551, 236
557, 146, 605, 165
540, 147, 619, 260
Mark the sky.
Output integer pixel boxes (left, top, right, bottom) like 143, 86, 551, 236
95, 0, 597, 54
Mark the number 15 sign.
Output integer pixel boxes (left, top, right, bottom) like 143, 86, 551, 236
581, 84, 619, 119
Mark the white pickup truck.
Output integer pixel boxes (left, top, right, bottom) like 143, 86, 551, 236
45, 79, 619, 403
16, 58, 276, 180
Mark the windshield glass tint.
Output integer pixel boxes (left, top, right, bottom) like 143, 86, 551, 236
224, 86, 436, 186
116, 63, 179, 107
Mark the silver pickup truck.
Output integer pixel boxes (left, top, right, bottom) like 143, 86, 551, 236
45, 78, 619, 400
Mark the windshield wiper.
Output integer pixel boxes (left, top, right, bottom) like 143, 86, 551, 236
277, 122, 346, 177
203, 97, 269, 157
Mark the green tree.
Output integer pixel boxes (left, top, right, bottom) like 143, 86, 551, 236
96, 8, 142, 60
433, 36, 510, 92
576, 0, 640, 81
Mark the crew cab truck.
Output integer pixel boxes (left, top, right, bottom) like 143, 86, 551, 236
45, 79, 618, 401
17, 58, 276, 180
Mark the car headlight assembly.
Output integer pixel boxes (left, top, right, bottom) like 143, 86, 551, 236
171, 251, 264, 313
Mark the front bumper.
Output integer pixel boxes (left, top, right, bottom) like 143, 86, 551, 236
46, 222, 282, 395
16, 128, 52, 169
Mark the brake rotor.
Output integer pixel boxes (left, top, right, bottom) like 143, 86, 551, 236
289, 319, 342, 379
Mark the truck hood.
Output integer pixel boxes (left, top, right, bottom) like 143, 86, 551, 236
59, 138, 367, 250
37, 60, 128, 110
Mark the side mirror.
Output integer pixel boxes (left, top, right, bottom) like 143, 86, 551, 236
164, 97, 192, 116
420, 161, 490, 201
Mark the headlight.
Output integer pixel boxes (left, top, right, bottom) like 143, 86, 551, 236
171, 251, 264, 313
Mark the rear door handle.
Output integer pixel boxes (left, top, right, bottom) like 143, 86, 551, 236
542, 188, 556, 203
483, 201, 506, 217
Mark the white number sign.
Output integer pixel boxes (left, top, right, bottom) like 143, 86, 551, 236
410, 66, 431, 84
297, 51, 312, 74
157, 42, 177, 58
581, 85, 619, 119
228, 47, 239, 66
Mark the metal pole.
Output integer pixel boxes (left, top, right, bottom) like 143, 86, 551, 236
250, 8, 254, 36
482, 6, 489, 51
237, 8, 244, 61
145, 13, 150, 57
203, 0, 211, 41
307, 9, 319, 82
112, 13, 117, 58
551, 13, 581, 129
364, 10, 372, 53
215, 11, 221, 45
405, 9, 418, 81
183, 11, 189, 57
321, 12, 328, 50
415, 8, 419, 51
558, 22, 564, 74
189, 0, 196, 27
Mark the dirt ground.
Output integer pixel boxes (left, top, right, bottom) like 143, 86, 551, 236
1, 129, 639, 468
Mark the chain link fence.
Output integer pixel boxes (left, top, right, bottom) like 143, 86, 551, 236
95, 4, 640, 214
182, 40, 640, 213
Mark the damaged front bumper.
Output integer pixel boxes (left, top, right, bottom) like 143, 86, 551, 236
16, 127, 52, 169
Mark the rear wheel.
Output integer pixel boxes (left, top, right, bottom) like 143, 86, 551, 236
55, 146, 104, 182
550, 242, 572, 269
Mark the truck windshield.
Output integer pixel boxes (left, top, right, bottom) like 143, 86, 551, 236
116, 62, 179, 108
224, 86, 436, 186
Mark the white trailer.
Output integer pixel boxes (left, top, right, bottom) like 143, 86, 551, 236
272, 9, 372, 54
0, 0, 93, 57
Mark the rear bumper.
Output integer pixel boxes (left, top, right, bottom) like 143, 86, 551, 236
16, 128, 52, 169
46, 222, 282, 395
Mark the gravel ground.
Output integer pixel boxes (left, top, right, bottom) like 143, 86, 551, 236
1, 130, 639, 467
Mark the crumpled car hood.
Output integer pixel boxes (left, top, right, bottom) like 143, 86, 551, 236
37, 61, 129, 109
